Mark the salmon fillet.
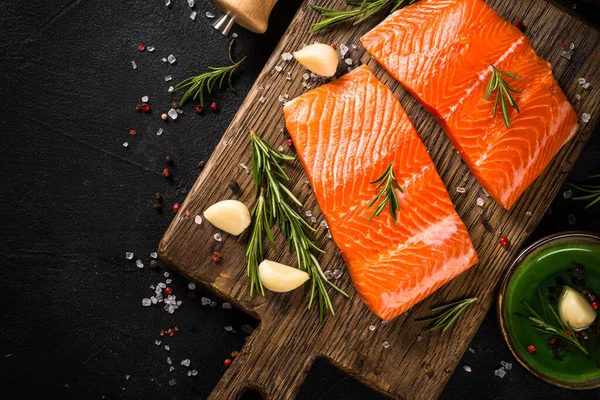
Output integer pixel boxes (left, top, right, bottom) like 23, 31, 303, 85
283, 65, 478, 320
361, 0, 578, 209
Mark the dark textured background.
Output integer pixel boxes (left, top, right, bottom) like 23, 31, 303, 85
1, 0, 599, 399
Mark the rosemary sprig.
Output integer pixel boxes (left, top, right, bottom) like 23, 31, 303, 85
248, 131, 348, 319
419, 298, 477, 332
171, 40, 246, 107
367, 162, 403, 224
245, 190, 274, 296
521, 293, 588, 356
485, 65, 520, 128
571, 174, 600, 209
310, 0, 413, 32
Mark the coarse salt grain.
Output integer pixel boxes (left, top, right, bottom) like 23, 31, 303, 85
563, 189, 573, 199
476, 197, 484, 207
150, 252, 158, 259
232, 33, 238, 38
369, 325, 376, 331
169, 379, 176, 386
382, 341, 390, 348
147, 46, 155, 52
162, 57, 167, 63
141, 96, 149, 102
305, 210, 312, 217
324, 270, 333, 280
168, 54, 176, 64
201, 297, 211, 305
274, 65, 283, 72
320, 220, 328, 228
168, 108, 178, 120
224, 326, 233, 332
187, 0, 194, 7
339, 44, 349, 56
464, 365, 472, 372
165, 345, 170, 351
578, 77, 587, 85
181, 359, 191, 366
344, 58, 353, 65
205, 11, 215, 18
583, 82, 591, 89
131, 60, 137, 69
136, 259, 144, 269
165, 0, 171, 6
168, 86, 174, 92
188, 282, 196, 290
190, 11, 197, 20
164, 271, 169, 278
281, 52, 293, 61
582, 113, 591, 123
194, 215, 202, 225
568, 214, 577, 225
259, 96, 266, 103
525, 211, 532, 217
222, 302, 232, 309
576, 94, 582, 101
165, 75, 172, 82
155, 340, 161, 346
456, 187, 466, 194
214, 232, 222, 242
142, 298, 151, 306
239, 163, 250, 174
191, 369, 198, 376
333, 269, 343, 279
156, 128, 163, 136
122, 142, 129, 147
169, 366, 175, 372
126, 252, 134, 260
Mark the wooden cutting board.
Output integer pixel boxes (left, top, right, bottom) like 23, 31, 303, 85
158, 1, 600, 398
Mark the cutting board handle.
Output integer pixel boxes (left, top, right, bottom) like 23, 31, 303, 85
208, 323, 314, 399
212, 0, 278, 34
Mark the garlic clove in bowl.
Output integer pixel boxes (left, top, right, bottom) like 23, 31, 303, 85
293, 43, 339, 77
258, 260, 309, 293
203, 200, 251, 236
558, 285, 597, 331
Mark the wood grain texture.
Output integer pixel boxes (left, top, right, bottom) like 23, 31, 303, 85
158, 1, 600, 398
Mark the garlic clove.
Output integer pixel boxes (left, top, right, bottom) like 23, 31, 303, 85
203, 200, 251, 236
293, 43, 339, 77
558, 285, 597, 331
258, 260, 309, 293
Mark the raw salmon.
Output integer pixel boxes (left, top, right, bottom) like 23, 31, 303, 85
284, 65, 478, 321
361, 0, 578, 209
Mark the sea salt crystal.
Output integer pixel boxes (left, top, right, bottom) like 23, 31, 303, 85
164, 271, 169, 278
416, 335, 422, 341
525, 211, 532, 217
162, 57, 168, 63
224, 326, 233, 332
583, 82, 591, 89
141, 95, 149, 102
181, 359, 191, 367
576, 94, 582, 101
259, 96, 266, 103
155, 340, 161, 346
476, 197, 484, 207
168, 54, 176, 64
165, 0, 171, 6
463, 365, 472, 372
169, 379, 176, 386
147, 46, 155, 52
495, 368, 506, 378
214, 232, 222, 242
570, 42, 575, 50
136, 259, 144, 269
122, 142, 129, 147
187, 0, 194, 7
339, 44, 349, 56
456, 187, 466, 194
167, 357, 172, 365
320, 220, 328, 228
168, 86, 174, 92
126, 252, 134, 260
165, 75, 172, 82
150, 252, 158, 259
168, 108, 178, 120
165, 345, 170, 351
468, 347, 475, 354
131, 60, 137, 70
568, 214, 577, 225
344, 58, 353, 65
194, 215, 202, 225
222, 302, 232, 309
278, 145, 284, 152
382, 341, 390, 348
305, 210, 312, 217
241, 324, 255, 335
201, 297, 211, 305
239, 163, 250, 174
274, 65, 283, 72
505, 362, 512, 370
563, 189, 573, 199
332, 269, 343, 279
142, 298, 151, 306
303, 73, 310, 80
582, 113, 591, 123
281, 52, 293, 61
232, 32, 238, 38
578, 77, 587, 85
369, 325, 376, 331
151, 296, 157, 304
188, 282, 196, 290
286, 72, 292, 81
169, 366, 175, 372
324, 270, 333, 280
187, 370, 192, 376
158, 282, 167, 288
560, 51, 572, 60
191, 369, 198, 376
326, 230, 332, 239
205, 11, 215, 18
310, 216, 317, 223
352, 44, 357, 49
154, 128, 162, 136
166, 279, 172, 284
278, 95, 285, 102
126, 375, 130, 380
190, 11, 197, 20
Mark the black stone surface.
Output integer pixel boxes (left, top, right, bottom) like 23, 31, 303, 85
0, 1, 598, 399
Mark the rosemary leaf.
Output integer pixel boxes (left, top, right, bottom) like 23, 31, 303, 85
571, 174, 600, 209
367, 162, 403, 224
419, 298, 477, 332
171, 40, 246, 107
485, 65, 520, 128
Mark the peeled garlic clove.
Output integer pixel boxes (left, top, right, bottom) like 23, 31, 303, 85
558, 285, 597, 331
258, 260, 309, 293
293, 43, 339, 77
203, 200, 251, 236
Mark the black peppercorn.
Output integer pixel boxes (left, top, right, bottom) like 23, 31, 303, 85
150, 260, 159, 269
153, 203, 163, 212
165, 155, 173, 164
171, 100, 179, 109
228, 180, 240, 194
154, 192, 163, 202
198, 160, 206, 169
135, 103, 143, 112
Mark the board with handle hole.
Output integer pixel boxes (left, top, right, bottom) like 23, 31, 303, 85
159, 1, 600, 398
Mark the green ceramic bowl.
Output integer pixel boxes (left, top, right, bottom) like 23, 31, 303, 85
498, 231, 600, 389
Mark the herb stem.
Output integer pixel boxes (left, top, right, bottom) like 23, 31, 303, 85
367, 162, 403, 224
419, 298, 477, 332
485, 65, 520, 128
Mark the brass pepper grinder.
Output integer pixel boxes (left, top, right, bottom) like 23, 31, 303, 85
212, 0, 278, 35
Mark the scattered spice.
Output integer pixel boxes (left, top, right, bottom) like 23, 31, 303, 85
129, 129, 137, 135
163, 168, 171, 178
141, 103, 151, 112
155, 192, 163, 202
224, 358, 232, 367
165, 287, 173, 295
499, 236, 509, 247
212, 251, 222, 263
161, 113, 168, 121
593, 302, 599, 310
165, 155, 173, 164
231, 351, 239, 359
138, 42, 146, 52
170, 100, 179, 109
211, 102, 218, 111
198, 160, 206, 169
135, 103, 143, 112
286, 138, 293, 147
194, 104, 203, 114
228, 180, 240, 194
150, 260, 159, 269
172, 203, 181, 213
153, 203, 163, 212
528, 344, 536, 353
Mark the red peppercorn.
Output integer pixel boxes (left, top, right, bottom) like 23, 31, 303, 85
330, 43, 336, 49
562, 43, 566, 48
174, 326, 179, 332
159, 329, 165, 337
212, 251, 222, 263
224, 358, 232, 367
210, 102, 217, 111
583, 289, 589, 295
499, 236, 509, 247
184, 210, 190, 218
527, 344, 536, 353
141, 103, 150, 112
165, 287, 173, 295
138, 42, 146, 52
566, 329, 571, 336
194, 104, 203, 114
163, 168, 171, 178
129, 129, 137, 135
286, 139, 293, 147
167, 328, 174, 336
592, 301, 599, 310
231, 351, 239, 359
172, 203, 180, 213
